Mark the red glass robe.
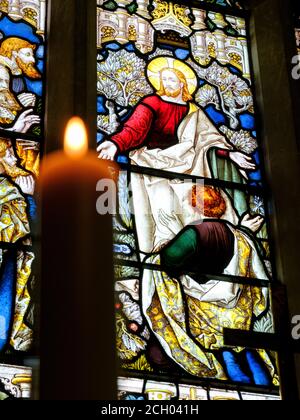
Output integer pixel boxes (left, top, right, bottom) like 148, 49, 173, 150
111, 95, 229, 158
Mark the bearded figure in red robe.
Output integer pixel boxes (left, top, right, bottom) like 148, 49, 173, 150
98, 57, 257, 254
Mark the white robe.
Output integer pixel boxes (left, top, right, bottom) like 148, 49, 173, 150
116, 107, 274, 381
129, 108, 238, 254
140, 227, 270, 379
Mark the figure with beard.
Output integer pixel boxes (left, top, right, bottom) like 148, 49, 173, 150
0, 138, 36, 353
98, 58, 257, 255
0, 37, 41, 132
0, 137, 37, 223
98, 65, 255, 171
0, 139, 35, 198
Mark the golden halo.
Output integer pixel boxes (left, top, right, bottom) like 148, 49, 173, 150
147, 57, 198, 95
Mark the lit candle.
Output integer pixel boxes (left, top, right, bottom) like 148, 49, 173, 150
39, 117, 117, 400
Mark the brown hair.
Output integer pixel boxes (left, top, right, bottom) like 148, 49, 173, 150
191, 185, 226, 219
0, 37, 36, 59
157, 68, 193, 102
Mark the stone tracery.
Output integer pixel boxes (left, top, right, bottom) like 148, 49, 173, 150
0, 0, 46, 37
96, 1, 251, 79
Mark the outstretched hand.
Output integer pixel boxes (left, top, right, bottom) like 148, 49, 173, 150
229, 151, 256, 171
97, 141, 118, 161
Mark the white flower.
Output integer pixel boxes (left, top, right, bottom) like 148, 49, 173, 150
220, 126, 258, 154
235, 93, 253, 109
251, 196, 265, 216
119, 293, 143, 325
196, 85, 219, 108
97, 49, 153, 107
224, 74, 248, 91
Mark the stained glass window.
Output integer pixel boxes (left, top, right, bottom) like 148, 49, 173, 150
97, 0, 280, 400
188, 0, 244, 10
0, 0, 46, 400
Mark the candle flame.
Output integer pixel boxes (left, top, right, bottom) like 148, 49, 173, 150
64, 117, 88, 159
